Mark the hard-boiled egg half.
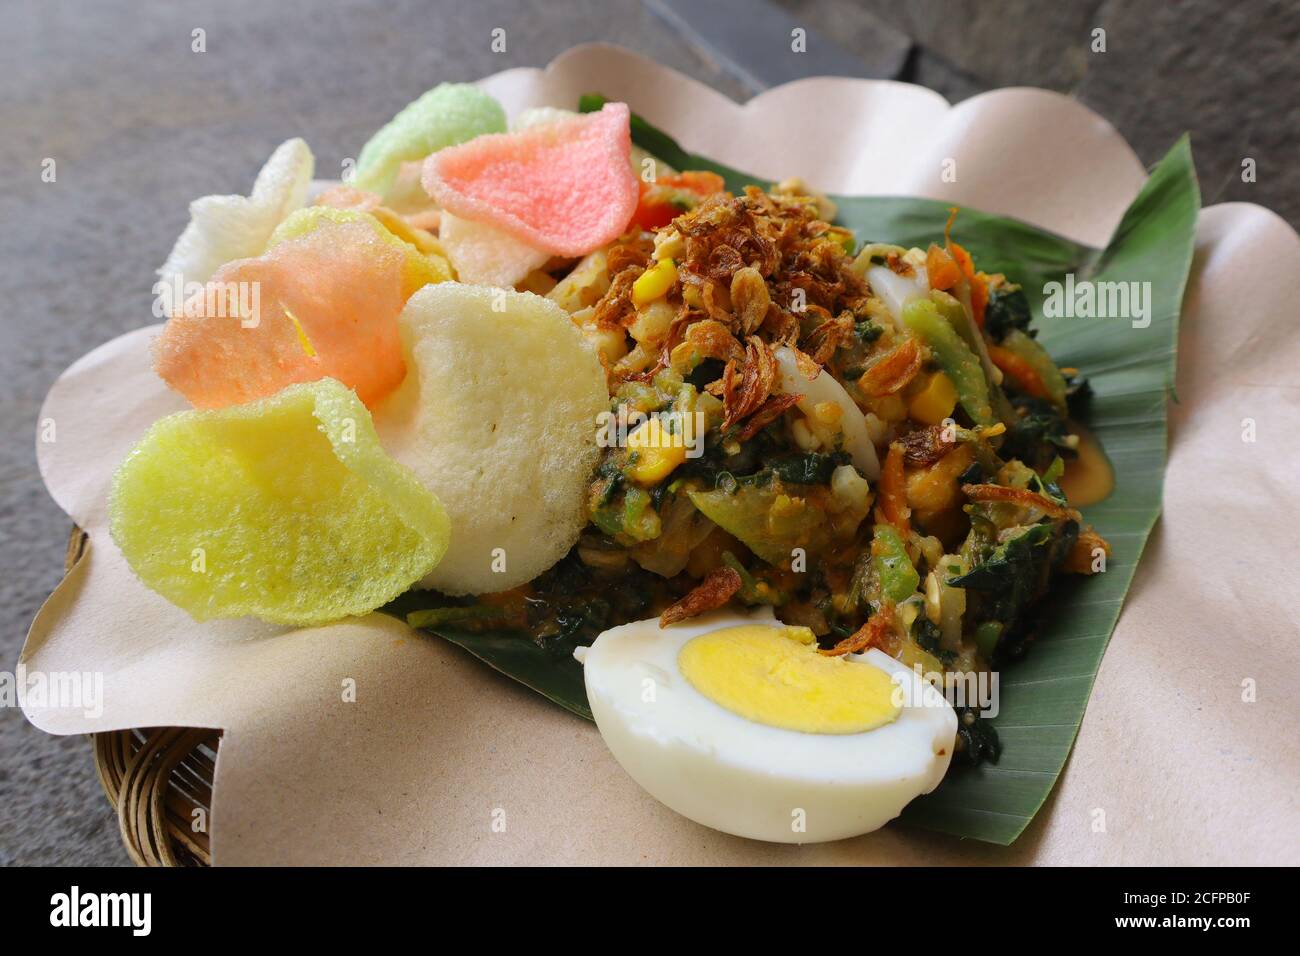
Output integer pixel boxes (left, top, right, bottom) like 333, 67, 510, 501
576, 607, 957, 843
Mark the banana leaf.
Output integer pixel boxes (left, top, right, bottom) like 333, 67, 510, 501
386, 102, 1199, 844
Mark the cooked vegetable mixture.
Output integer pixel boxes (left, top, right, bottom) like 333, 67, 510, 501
455, 175, 1109, 763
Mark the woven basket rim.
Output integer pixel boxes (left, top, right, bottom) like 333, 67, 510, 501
70, 526, 217, 867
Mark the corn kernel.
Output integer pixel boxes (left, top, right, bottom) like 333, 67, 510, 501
583, 324, 628, 364
770, 494, 805, 521
630, 298, 677, 345
631, 258, 677, 308
908, 372, 958, 425
791, 417, 821, 451
811, 400, 843, 425
925, 571, 942, 625
627, 417, 687, 486
654, 230, 684, 261
875, 393, 907, 423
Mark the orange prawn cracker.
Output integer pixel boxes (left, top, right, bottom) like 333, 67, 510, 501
422, 102, 638, 257
153, 217, 409, 409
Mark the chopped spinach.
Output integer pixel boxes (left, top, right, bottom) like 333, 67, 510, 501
595, 457, 625, 506
952, 519, 1078, 632
915, 618, 942, 654
686, 358, 726, 391
983, 285, 1032, 343
957, 460, 985, 487
676, 429, 769, 486
1001, 395, 1076, 473
768, 451, 850, 485
854, 320, 883, 346
955, 707, 1002, 765
525, 550, 655, 657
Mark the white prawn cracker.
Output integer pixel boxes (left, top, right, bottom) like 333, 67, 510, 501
158, 138, 314, 285
376, 283, 608, 594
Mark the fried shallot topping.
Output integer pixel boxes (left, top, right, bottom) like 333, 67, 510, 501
901, 424, 957, 466
606, 236, 652, 276
593, 234, 656, 329
1064, 528, 1112, 574
961, 483, 1081, 521
677, 187, 867, 329
858, 337, 924, 397
737, 392, 802, 442
592, 266, 640, 329
721, 336, 777, 430
801, 311, 856, 366
682, 318, 744, 364
659, 567, 743, 627
595, 185, 872, 436
819, 602, 897, 656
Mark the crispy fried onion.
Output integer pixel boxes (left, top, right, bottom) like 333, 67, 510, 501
737, 392, 802, 441
659, 567, 743, 627
592, 184, 871, 385
819, 602, 897, 656
886, 251, 914, 277
676, 189, 781, 280
605, 237, 652, 276
682, 319, 744, 365
761, 306, 801, 346
699, 279, 735, 323
900, 424, 956, 466
858, 336, 924, 397
961, 483, 1080, 521
592, 266, 642, 328
729, 266, 771, 334
789, 344, 822, 381
721, 336, 777, 430
1064, 528, 1112, 574
801, 311, 856, 366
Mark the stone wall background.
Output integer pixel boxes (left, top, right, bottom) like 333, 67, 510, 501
2, 0, 1294, 866
780, 0, 1298, 226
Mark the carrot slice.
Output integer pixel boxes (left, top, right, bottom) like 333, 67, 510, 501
926, 243, 962, 291
669, 171, 726, 194
943, 207, 988, 329
970, 270, 989, 328
988, 344, 1051, 400
880, 442, 911, 535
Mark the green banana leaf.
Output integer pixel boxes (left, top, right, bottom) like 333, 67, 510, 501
386, 101, 1199, 845
383, 589, 594, 720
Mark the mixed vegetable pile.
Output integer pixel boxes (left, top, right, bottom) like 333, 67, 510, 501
433, 172, 1109, 763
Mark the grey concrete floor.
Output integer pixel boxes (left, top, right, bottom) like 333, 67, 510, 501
2, 0, 1294, 866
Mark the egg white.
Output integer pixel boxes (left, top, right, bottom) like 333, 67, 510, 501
865, 262, 930, 329
773, 346, 880, 480
579, 607, 958, 844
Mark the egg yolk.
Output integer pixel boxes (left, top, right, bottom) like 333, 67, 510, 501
678, 625, 901, 735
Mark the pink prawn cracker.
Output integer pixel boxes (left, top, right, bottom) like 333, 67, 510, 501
422, 102, 638, 257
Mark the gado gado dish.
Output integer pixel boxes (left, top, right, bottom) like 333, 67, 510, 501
115, 83, 1124, 844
